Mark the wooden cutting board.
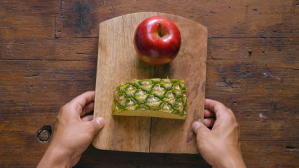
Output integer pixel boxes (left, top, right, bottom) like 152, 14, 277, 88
92, 12, 207, 154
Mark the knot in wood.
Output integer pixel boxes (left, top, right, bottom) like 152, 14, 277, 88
37, 126, 52, 143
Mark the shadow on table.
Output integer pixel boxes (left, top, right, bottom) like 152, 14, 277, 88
73, 144, 211, 168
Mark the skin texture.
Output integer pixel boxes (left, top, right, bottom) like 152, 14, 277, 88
134, 16, 181, 65
37, 92, 245, 168
192, 99, 246, 168
37, 91, 105, 168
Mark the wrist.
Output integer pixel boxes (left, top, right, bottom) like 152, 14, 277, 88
214, 158, 246, 168
213, 151, 246, 168
37, 145, 73, 168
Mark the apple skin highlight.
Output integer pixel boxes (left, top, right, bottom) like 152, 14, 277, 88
134, 16, 181, 65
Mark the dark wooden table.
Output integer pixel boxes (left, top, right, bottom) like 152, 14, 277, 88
1, 0, 298, 167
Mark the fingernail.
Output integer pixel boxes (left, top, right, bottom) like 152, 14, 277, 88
96, 117, 105, 127
192, 121, 200, 131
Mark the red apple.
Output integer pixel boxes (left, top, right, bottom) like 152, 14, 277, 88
134, 16, 181, 65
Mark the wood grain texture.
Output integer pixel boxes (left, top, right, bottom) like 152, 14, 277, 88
149, 13, 207, 153
0, 0, 58, 38
92, 12, 207, 153
57, 0, 299, 38
93, 12, 155, 152
0, 37, 298, 167
0, 0, 299, 167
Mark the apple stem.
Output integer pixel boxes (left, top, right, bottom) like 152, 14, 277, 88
158, 22, 163, 37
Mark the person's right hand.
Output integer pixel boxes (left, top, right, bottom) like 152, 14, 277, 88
192, 99, 246, 168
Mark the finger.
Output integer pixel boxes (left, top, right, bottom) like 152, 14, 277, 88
81, 115, 93, 122
69, 91, 95, 110
81, 102, 94, 117
204, 109, 215, 118
90, 117, 105, 135
204, 118, 215, 127
192, 121, 210, 136
205, 99, 233, 119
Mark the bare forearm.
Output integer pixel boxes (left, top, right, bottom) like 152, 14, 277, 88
37, 146, 72, 168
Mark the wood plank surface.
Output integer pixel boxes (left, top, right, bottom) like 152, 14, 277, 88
0, 0, 298, 167
57, 0, 299, 38
92, 12, 207, 153
150, 13, 207, 153
0, 0, 58, 38
93, 12, 155, 153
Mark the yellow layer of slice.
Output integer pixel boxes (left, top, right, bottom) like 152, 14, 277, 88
113, 110, 185, 120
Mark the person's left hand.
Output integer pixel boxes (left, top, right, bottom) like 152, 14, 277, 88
37, 91, 105, 168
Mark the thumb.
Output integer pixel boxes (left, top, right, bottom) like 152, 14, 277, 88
90, 117, 105, 134
192, 121, 210, 136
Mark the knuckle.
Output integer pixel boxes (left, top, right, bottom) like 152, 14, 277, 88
227, 108, 232, 112
85, 123, 93, 133
195, 128, 202, 135
198, 129, 209, 137
223, 112, 237, 123
74, 103, 82, 112
60, 103, 69, 113
89, 124, 100, 135
223, 113, 233, 120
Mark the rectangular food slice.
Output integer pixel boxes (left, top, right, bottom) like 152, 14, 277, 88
112, 79, 187, 119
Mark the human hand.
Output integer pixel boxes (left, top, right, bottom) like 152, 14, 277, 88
192, 99, 246, 168
37, 91, 105, 168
